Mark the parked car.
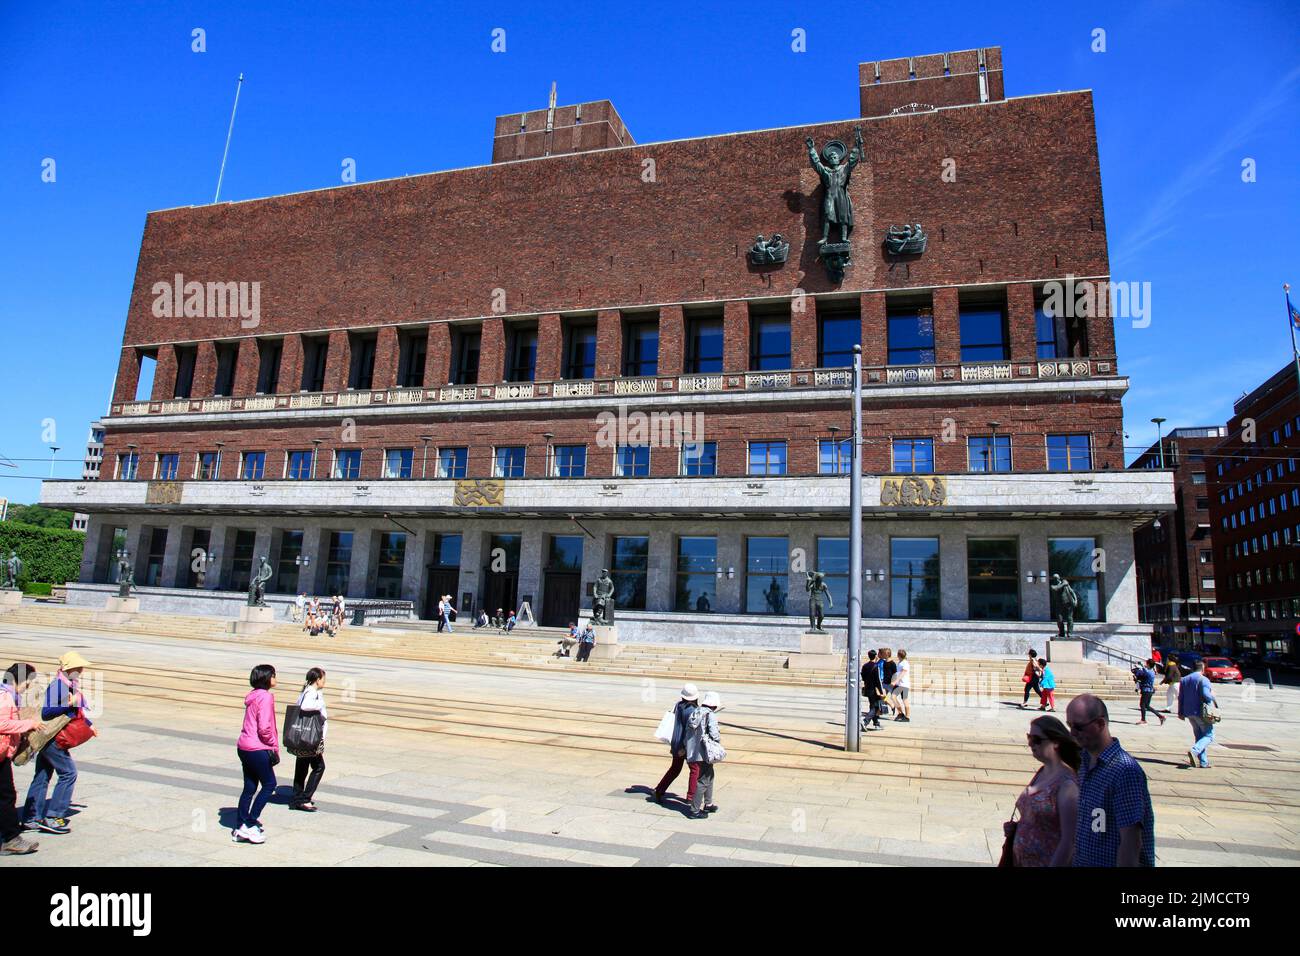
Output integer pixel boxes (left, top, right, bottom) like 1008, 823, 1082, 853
1202, 657, 1244, 683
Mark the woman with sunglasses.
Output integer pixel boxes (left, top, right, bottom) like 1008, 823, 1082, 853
1007, 715, 1079, 867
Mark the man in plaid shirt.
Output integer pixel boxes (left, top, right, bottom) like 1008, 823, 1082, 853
1067, 694, 1155, 867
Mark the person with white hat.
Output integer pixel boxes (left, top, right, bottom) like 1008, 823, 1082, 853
651, 684, 700, 805
685, 691, 723, 819
22, 652, 97, 835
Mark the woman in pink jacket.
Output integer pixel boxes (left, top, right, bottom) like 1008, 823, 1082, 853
1, 663, 47, 855
234, 664, 279, 844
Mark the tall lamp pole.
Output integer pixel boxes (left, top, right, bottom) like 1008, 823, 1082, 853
1151, 417, 1167, 469
846, 345, 863, 752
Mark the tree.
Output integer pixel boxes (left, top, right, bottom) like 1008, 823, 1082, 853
3, 504, 74, 529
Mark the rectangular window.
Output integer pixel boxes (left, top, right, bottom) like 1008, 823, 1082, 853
230, 529, 256, 593
324, 531, 352, 594
433, 533, 462, 569
818, 309, 860, 368
686, 315, 724, 373
1049, 537, 1103, 622
117, 452, 139, 480
333, 449, 363, 480
623, 319, 659, 377
746, 536, 789, 614
676, 537, 718, 613
158, 453, 179, 480
348, 332, 377, 390
240, 452, 265, 480
546, 535, 583, 572
750, 313, 792, 371
452, 328, 481, 385
301, 336, 329, 392
1046, 434, 1092, 471
552, 444, 587, 478
615, 445, 649, 477
375, 532, 407, 599
437, 447, 468, 479
682, 442, 717, 477
892, 438, 934, 474
611, 536, 649, 610
397, 330, 428, 388
891, 537, 940, 618
287, 450, 313, 480
1035, 307, 1066, 359
968, 435, 1011, 472
255, 339, 282, 394
817, 537, 850, 617
172, 346, 197, 399
886, 301, 935, 365
273, 530, 304, 594
958, 297, 1008, 362
748, 441, 787, 476
819, 438, 851, 474
967, 538, 1020, 620
196, 451, 219, 480
382, 448, 413, 479
494, 446, 526, 478
564, 322, 597, 379
144, 527, 168, 587
507, 326, 538, 382
213, 342, 239, 397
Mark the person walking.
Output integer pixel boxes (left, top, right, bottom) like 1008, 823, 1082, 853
289, 667, 328, 812
651, 684, 700, 805
1135, 659, 1165, 725
575, 623, 596, 663
1, 663, 46, 855
442, 596, 457, 634
293, 593, 306, 623
861, 649, 884, 730
1177, 659, 1218, 768
685, 691, 723, 820
435, 595, 446, 632
1006, 715, 1079, 867
23, 652, 96, 835
1037, 658, 1057, 712
1021, 648, 1041, 709
1160, 654, 1182, 713
234, 664, 279, 844
1066, 694, 1155, 867
880, 648, 897, 718
891, 649, 911, 722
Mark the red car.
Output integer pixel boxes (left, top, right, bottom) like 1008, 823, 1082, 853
1202, 657, 1243, 683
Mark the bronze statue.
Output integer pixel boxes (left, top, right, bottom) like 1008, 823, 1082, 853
748, 234, 790, 266
248, 556, 273, 608
116, 552, 134, 599
806, 571, 833, 632
591, 568, 615, 626
2, 551, 21, 590
806, 127, 864, 246
1050, 573, 1079, 637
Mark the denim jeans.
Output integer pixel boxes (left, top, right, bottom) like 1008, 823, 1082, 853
237, 748, 277, 828
1189, 716, 1215, 767
23, 742, 78, 823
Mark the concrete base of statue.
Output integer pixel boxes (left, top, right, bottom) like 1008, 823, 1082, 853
93, 595, 140, 625
0, 589, 22, 612
1046, 637, 1098, 681
588, 624, 623, 660
787, 631, 842, 670
231, 605, 275, 636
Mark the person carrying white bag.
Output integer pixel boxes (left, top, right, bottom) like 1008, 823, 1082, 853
685, 691, 724, 820
649, 684, 699, 806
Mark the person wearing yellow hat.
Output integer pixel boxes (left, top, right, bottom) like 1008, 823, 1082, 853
22, 652, 97, 835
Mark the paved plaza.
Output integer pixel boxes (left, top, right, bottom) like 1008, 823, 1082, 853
1, 616, 1297, 867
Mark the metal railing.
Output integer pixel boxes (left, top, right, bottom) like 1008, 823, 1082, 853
348, 600, 414, 626
1075, 634, 1144, 670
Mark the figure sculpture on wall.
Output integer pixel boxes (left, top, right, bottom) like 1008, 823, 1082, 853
116, 553, 134, 599
248, 556, 273, 608
1050, 573, 1079, 638
806, 571, 833, 632
591, 568, 615, 626
805, 127, 864, 246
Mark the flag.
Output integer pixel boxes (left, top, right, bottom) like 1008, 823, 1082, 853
1289, 290, 1300, 330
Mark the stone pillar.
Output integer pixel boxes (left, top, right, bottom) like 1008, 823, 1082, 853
80, 518, 109, 583
206, 524, 234, 591
151, 346, 178, 401
191, 341, 218, 398
938, 525, 968, 621
722, 301, 748, 373
577, 524, 606, 616
864, 527, 889, 619
1101, 524, 1137, 624
791, 298, 817, 370
323, 330, 350, 392
535, 313, 562, 382
1022, 532, 1050, 622
232, 340, 259, 397
425, 323, 451, 388
278, 335, 304, 394
112, 349, 142, 404
372, 326, 400, 390
788, 525, 818, 623
400, 526, 427, 608
715, 526, 744, 614
164, 523, 193, 588
645, 527, 674, 612
1007, 282, 1037, 365
458, 530, 485, 617
478, 318, 504, 384
301, 525, 326, 595
595, 309, 621, 379
518, 526, 544, 617
657, 305, 684, 377
126, 523, 150, 585
933, 287, 960, 368
860, 292, 887, 369
1088, 282, 1116, 362
347, 527, 375, 599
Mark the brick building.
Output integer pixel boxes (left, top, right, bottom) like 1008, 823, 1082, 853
42, 47, 1170, 653
1207, 364, 1300, 661
1130, 427, 1226, 649
71, 420, 106, 533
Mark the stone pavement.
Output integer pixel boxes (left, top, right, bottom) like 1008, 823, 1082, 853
0, 618, 1297, 867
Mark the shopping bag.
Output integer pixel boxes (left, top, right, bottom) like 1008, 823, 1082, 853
282, 704, 325, 757
653, 709, 676, 743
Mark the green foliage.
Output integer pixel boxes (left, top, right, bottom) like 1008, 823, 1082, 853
23, 582, 52, 596
4, 505, 74, 530
0, 523, 85, 587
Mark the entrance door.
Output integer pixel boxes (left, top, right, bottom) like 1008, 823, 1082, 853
542, 572, 581, 628
425, 568, 460, 620
482, 570, 518, 620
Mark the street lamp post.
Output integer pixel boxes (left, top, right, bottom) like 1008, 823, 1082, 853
48, 446, 60, 478
846, 345, 863, 752
1151, 417, 1167, 469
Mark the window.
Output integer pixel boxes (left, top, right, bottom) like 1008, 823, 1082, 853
301, 336, 329, 392
547, 535, 583, 572
494, 446, 526, 478
887, 302, 935, 365
333, 450, 362, 479
565, 323, 597, 379
682, 442, 717, 477
1047, 434, 1092, 471
172, 345, 197, 398
623, 319, 659, 377
893, 438, 934, 474
1195, 497, 1209, 511
230, 529, 256, 592
958, 298, 1008, 362
615, 445, 649, 477
1202, 577, 1215, 591
676, 537, 717, 612
117, 452, 139, 480
819, 438, 851, 474
273, 530, 304, 594
383, 448, 413, 479
746, 537, 789, 614
158, 453, 179, 480
437, 447, 468, 479
144, 527, 168, 587
750, 313, 791, 371
348, 332, 377, 389
507, 326, 538, 382
968, 435, 1011, 472
552, 444, 587, 478
452, 328, 481, 385
196, 452, 219, 480
240, 452, 265, 480
1035, 307, 1066, 359
891, 538, 940, 618
817, 537, 850, 617
214, 342, 238, 397
255, 339, 282, 394
611, 536, 649, 610
967, 538, 1020, 620
1049, 537, 1103, 622
397, 330, 428, 388
686, 315, 724, 373
433, 534, 462, 570
818, 310, 860, 368
375, 532, 407, 599
749, 441, 787, 476
323, 531, 352, 594
287, 450, 313, 480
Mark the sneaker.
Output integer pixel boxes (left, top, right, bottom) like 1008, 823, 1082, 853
1137, 720, 1147, 725
36, 818, 70, 835
1158, 715, 1167, 726
684, 809, 705, 820
1187, 750, 1197, 768
234, 824, 266, 844
293, 802, 317, 813
0, 835, 38, 854
702, 805, 719, 814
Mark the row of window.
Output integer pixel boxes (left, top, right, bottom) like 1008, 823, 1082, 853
1217, 457, 1298, 507
1220, 490, 1300, 535
1226, 560, 1296, 593
112, 434, 1096, 481
153, 289, 1094, 400
1224, 598, 1300, 623
1214, 418, 1300, 477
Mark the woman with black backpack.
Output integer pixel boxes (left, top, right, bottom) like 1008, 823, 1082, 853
289, 667, 328, 812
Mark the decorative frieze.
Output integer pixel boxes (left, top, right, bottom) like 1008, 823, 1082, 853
677, 374, 723, 392
243, 396, 276, 411
880, 475, 947, 507
160, 400, 190, 414
387, 388, 424, 405
336, 392, 371, 407
614, 377, 658, 395
454, 478, 505, 506
814, 369, 852, 388
552, 380, 596, 397
438, 385, 479, 402
960, 363, 1012, 382
289, 394, 324, 409
885, 366, 937, 384
201, 398, 233, 413
495, 383, 534, 400
119, 401, 150, 416
745, 372, 792, 390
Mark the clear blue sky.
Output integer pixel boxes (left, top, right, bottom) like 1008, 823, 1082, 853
1, 0, 1297, 508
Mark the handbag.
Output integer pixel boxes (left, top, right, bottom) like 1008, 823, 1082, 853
55, 715, 95, 750
701, 712, 726, 764
13, 713, 71, 767
282, 692, 325, 757
654, 709, 676, 743
997, 807, 1020, 868
1201, 702, 1222, 724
